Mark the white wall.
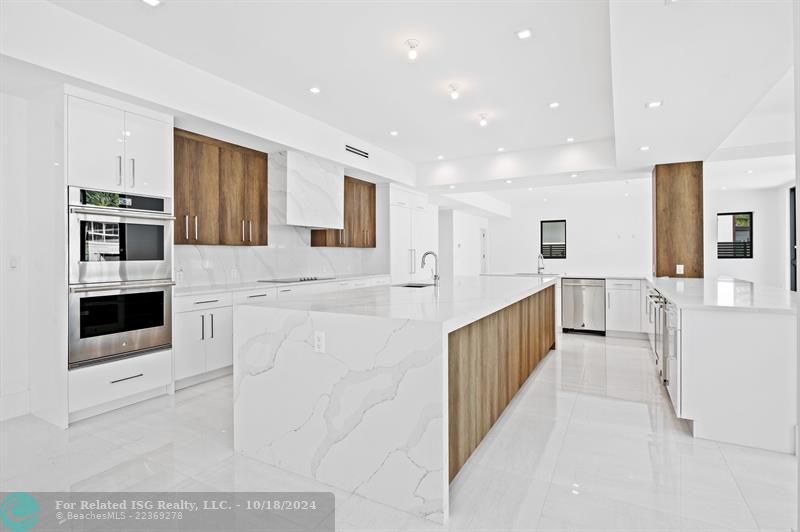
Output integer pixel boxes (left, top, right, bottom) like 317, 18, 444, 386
488, 179, 652, 275
703, 185, 791, 289
0, 92, 30, 420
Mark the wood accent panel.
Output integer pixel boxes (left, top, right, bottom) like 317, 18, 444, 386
174, 128, 268, 246
244, 150, 268, 246
219, 148, 246, 245
173, 133, 220, 245
448, 286, 556, 481
654, 161, 704, 277
311, 176, 376, 248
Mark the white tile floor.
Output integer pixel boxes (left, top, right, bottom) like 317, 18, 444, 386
1, 334, 796, 531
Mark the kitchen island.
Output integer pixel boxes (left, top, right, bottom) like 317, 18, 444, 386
233, 275, 558, 523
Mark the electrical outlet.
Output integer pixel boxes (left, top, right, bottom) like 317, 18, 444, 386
676, 264, 685, 275
314, 331, 326, 353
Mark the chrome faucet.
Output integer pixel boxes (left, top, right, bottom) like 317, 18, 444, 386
537, 253, 545, 274
421, 251, 440, 286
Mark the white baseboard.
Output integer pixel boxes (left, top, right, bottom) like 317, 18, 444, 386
175, 366, 232, 391
0, 390, 30, 421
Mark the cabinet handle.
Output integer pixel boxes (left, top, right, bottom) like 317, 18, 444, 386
184, 215, 189, 240
116, 156, 123, 186
409, 249, 414, 274
194, 299, 219, 305
249, 220, 253, 242
130, 158, 136, 187
194, 215, 198, 241
201, 314, 205, 340
210, 313, 215, 339
110, 373, 143, 384
279, 288, 292, 293
248, 293, 267, 298
242, 220, 245, 242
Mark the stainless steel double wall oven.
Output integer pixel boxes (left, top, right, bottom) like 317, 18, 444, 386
68, 187, 174, 367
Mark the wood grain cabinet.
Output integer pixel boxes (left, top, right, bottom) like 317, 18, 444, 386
174, 129, 268, 246
310, 176, 376, 248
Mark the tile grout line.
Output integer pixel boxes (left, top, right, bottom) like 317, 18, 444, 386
716, 444, 764, 531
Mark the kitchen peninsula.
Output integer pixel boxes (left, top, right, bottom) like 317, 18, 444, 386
232, 275, 558, 522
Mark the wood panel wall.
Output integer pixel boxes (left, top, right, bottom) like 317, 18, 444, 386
448, 285, 556, 481
654, 161, 704, 278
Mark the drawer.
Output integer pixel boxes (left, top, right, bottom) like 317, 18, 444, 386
275, 283, 327, 298
174, 292, 232, 313
234, 288, 278, 305
69, 349, 172, 413
606, 279, 641, 291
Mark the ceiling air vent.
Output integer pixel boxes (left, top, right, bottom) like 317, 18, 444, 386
345, 145, 369, 159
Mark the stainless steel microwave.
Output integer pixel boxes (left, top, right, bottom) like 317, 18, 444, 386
68, 187, 173, 285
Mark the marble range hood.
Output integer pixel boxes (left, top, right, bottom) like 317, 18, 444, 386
268, 150, 345, 230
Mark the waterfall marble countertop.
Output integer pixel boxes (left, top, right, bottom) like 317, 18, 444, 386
173, 273, 390, 297
240, 275, 559, 332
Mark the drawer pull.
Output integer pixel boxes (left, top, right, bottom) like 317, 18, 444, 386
110, 373, 143, 384
194, 299, 219, 305
248, 294, 268, 298
280, 288, 292, 293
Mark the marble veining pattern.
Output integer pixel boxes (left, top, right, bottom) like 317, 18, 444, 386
1, 334, 795, 530
234, 305, 447, 522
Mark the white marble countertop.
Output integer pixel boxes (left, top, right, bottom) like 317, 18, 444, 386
241, 275, 560, 332
484, 272, 649, 280
648, 277, 797, 314
174, 273, 390, 297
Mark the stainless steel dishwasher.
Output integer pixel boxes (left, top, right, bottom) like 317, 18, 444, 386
561, 278, 606, 335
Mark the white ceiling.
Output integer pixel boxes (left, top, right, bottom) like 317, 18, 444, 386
51, 0, 614, 163
47, 0, 796, 199
704, 155, 796, 192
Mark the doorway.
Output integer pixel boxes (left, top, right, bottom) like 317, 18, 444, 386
790, 187, 796, 291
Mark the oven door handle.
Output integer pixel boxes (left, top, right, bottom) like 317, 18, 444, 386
69, 280, 176, 293
69, 206, 175, 221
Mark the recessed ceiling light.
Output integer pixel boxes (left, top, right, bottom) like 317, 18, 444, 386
309, 87, 321, 94
479, 113, 489, 127
405, 39, 420, 61
516, 28, 532, 40
549, 102, 560, 109
566, 137, 575, 143
624, 192, 630, 197
543, 198, 548, 202
437, 155, 444, 160
722, 186, 728, 190
449, 185, 456, 190
639, 145, 650, 151
645, 100, 663, 109
141, 0, 161, 6
746, 169, 753, 174
505, 179, 513, 184
449, 84, 460, 100
497, 147, 505, 152
527, 187, 533, 191
570, 173, 578, 178
389, 131, 399, 136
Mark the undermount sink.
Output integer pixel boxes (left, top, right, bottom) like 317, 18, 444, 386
394, 283, 434, 288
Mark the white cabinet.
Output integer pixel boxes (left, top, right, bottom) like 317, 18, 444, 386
67, 96, 126, 192
174, 304, 233, 380
66, 93, 173, 196
123, 111, 173, 197
606, 279, 641, 333
390, 187, 438, 284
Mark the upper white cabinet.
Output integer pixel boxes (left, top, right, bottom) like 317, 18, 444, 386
389, 186, 438, 283
66, 91, 173, 197
268, 150, 344, 229
606, 279, 641, 333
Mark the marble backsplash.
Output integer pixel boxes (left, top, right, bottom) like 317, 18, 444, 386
175, 225, 388, 286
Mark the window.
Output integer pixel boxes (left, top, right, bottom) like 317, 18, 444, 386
716, 212, 752, 259
541, 220, 566, 259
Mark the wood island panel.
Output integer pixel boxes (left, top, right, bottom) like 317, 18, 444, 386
448, 285, 556, 481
